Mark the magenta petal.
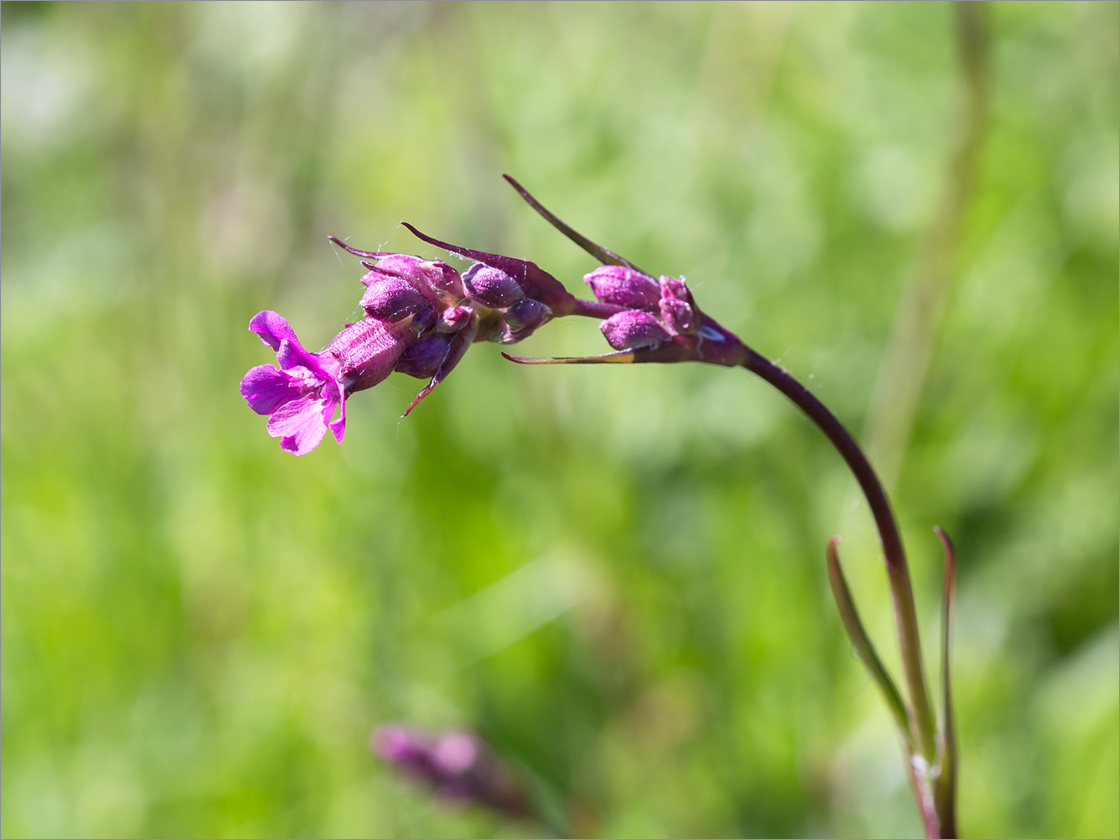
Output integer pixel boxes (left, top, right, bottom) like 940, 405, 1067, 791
329, 413, 346, 444
249, 311, 299, 351
267, 396, 331, 456
276, 337, 330, 378
240, 365, 300, 415
327, 378, 346, 444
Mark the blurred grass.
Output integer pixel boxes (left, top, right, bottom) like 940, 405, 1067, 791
2, 2, 1117, 838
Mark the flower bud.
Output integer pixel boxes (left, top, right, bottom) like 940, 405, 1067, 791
361, 276, 437, 330
584, 265, 661, 310
503, 298, 550, 331
600, 310, 673, 350
660, 298, 697, 334
658, 275, 693, 303
368, 254, 465, 300
394, 334, 452, 379
438, 306, 473, 334
462, 263, 525, 309
495, 298, 553, 344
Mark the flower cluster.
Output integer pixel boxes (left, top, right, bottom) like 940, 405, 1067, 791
372, 725, 529, 819
240, 245, 563, 455
583, 265, 701, 351
241, 176, 746, 454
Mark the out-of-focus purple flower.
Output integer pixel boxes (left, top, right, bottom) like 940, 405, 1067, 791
372, 725, 530, 820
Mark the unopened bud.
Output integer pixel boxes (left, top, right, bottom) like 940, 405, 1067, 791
370, 254, 465, 300
600, 310, 673, 350
660, 298, 697, 334
658, 276, 693, 303
361, 276, 437, 330
438, 306, 473, 334
395, 334, 452, 379
462, 264, 525, 309
503, 299, 550, 331
584, 265, 661, 310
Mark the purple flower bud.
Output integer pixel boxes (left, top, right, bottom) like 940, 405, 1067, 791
328, 317, 414, 393
660, 298, 698, 334
658, 275, 693, 303
600, 310, 673, 350
368, 254, 465, 300
438, 306, 472, 334
462, 263, 525, 309
360, 276, 438, 330
584, 265, 661, 310
394, 333, 452, 379
503, 298, 550, 332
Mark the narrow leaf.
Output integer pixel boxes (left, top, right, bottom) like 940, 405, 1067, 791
827, 537, 912, 739
501, 350, 637, 365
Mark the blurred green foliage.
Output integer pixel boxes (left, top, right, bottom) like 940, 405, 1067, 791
2, 2, 1117, 837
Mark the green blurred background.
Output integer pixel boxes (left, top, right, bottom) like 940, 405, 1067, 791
2, 2, 1117, 837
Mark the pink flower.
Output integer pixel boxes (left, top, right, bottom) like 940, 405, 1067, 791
240, 311, 412, 456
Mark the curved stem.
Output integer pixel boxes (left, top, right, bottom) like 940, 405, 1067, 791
737, 346, 938, 765
934, 526, 959, 838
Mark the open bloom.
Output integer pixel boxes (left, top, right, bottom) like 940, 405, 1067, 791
239, 311, 348, 456
240, 310, 418, 455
